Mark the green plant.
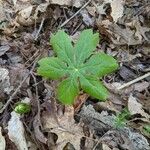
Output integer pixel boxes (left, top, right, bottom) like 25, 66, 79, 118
14, 102, 31, 114
143, 125, 150, 137
114, 108, 131, 128
37, 29, 118, 104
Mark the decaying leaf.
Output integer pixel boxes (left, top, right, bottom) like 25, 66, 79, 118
134, 82, 149, 92
17, 5, 33, 25
33, 115, 47, 144
128, 94, 149, 119
50, 0, 83, 8
8, 112, 28, 150
101, 128, 150, 150
0, 45, 10, 57
42, 106, 84, 150
0, 126, 6, 150
96, 1, 150, 45
110, 0, 124, 22
79, 104, 115, 132
0, 68, 13, 94
102, 144, 112, 150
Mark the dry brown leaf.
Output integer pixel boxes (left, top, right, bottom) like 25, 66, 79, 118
110, 0, 124, 22
96, 1, 150, 45
42, 106, 84, 150
0, 126, 5, 150
128, 94, 149, 119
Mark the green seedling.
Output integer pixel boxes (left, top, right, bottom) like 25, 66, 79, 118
14, 102, 31, 114
37, 29, 118, 105
143, 125, 150, 137
114, 108, 131, 128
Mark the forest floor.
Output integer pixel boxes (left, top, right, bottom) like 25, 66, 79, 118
0, 0, 150, 150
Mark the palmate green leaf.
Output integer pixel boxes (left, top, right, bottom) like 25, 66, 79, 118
50, 30, 74, 65
81, 52, 119, 77
57, 77, 79, 104
37, 29, 119, 105
80, 75, 108, 100
37, 57, 68, 79
74, 29, 99, 65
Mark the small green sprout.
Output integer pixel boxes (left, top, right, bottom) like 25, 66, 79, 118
143, 125, 150, 137
37, 29, 119, 105
14, 102, 31, 114
114, 108, 131, 128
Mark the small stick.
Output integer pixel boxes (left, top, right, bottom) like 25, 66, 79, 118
0, 59, 38, 114
34, 18, 45, 41
117, 72, 150, 90
60, 0, 92, 28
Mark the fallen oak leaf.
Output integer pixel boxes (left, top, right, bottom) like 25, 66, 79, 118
42, 106, 84, 150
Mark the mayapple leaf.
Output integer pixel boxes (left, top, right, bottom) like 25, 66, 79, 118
37, 29, 119, 105
50, 30, 74, 65
37, 57, 68, 79
81, 52, 119, 77
57, 77, 79, 105
74, 29, 99, 65
80, 75, 108, 100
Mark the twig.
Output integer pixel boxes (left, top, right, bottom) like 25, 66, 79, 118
60, 0, 92, 28
0, 59, 38, 114
34, 18, 45, 41
31, 73, 41, 124
117, 72, 150, 90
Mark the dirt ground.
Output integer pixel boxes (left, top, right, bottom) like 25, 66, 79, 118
0, 0, 150, 150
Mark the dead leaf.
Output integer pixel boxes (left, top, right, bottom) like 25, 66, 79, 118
79, 105, 115, 130
102, 144, 112, 150
50, 0, 83, 8
134, 82, 149, 92
42, 106, 84, 150
101, 128, 150, 150
110, 0, 124, 23
128, 94, 149, 119
33, 115, 47, 144
17, 5, 33, 25
80, 10, 94, 26
0, 126, 6, 150
0, 45, 10, 56
119, 66, 137, 81
8, 112, 28, 150
0, 68, 13, 94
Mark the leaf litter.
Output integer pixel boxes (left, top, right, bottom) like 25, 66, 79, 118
0, 0, 150, 149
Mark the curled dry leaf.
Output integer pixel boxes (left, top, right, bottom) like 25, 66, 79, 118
0, 126, 6, 150
8, 112, 28, 150
128, 94, 150, 119
42, 106, 84, 150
